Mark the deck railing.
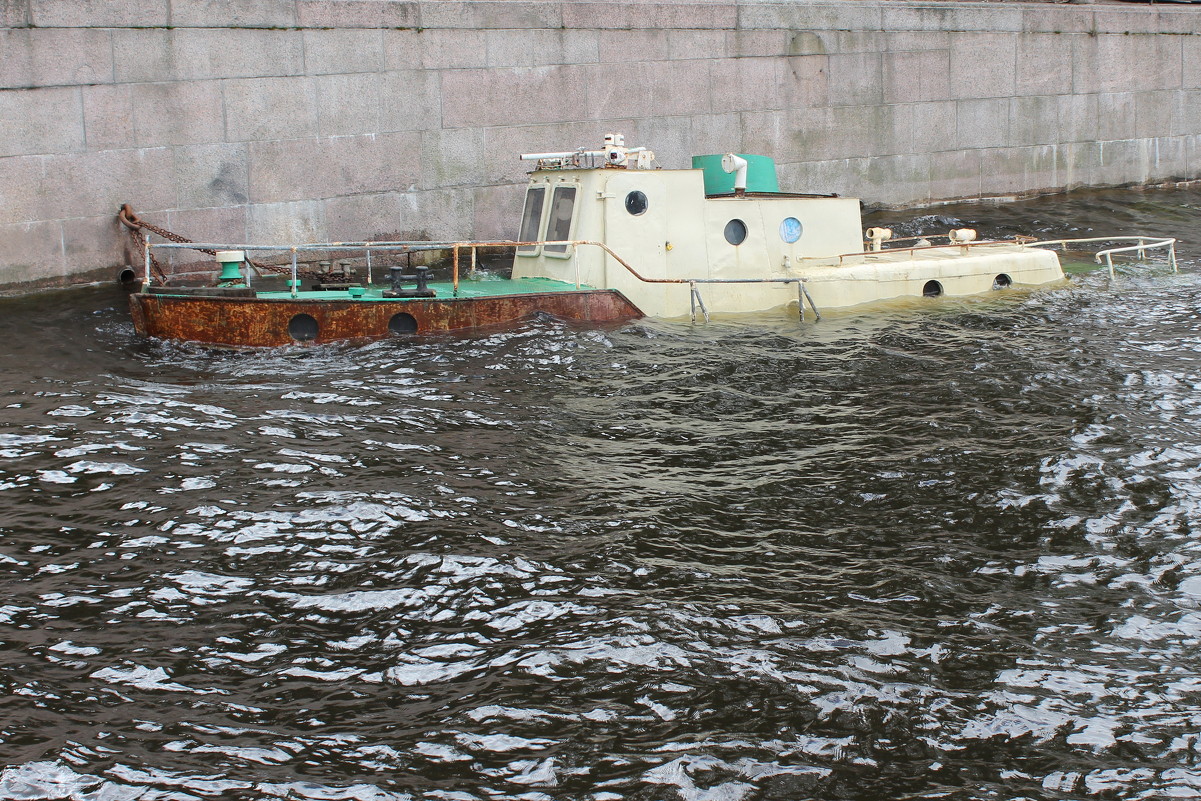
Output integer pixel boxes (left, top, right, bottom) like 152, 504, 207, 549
143, 238, 823, 322
1022, 236, 1179, 278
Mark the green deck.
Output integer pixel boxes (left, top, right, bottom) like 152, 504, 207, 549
253, 276, 588, 301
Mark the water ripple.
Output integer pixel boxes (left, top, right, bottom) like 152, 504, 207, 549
2, 187, 1201, 799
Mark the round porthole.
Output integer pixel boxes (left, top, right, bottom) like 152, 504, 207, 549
780, 217, 803, 244
724, 219, 748, 246
287, 313, 318, 342
923, 280, 943, 297
388, 312, 418, 335
993, 274, 1012, 289
625, 191, 648, 216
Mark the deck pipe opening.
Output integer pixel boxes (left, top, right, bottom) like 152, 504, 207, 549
288, 313, 319, 342
389, 313, 418, 335
923, 280, 943, 297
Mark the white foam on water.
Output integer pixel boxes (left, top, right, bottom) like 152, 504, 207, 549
90, 664, 224, 695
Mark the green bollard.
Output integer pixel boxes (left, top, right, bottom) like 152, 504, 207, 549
216, 250, 245, 284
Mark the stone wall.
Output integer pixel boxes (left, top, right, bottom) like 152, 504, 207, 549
2, 0, 1199, 288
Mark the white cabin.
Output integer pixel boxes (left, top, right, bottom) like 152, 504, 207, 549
511, 136, 1064, 318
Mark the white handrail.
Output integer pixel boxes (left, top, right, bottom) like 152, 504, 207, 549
1023, 235, 1178, 279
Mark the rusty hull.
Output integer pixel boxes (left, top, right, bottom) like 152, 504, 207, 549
129, 289, 643, 348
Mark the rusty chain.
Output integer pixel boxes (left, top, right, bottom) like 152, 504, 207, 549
117, 204, 341, 283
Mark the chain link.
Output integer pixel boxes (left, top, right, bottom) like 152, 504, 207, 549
117, 204, 324, 283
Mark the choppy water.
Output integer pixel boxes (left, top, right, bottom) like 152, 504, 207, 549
2, 186, 1201, 801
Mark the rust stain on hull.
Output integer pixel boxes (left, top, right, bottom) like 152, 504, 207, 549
129, 290, 644, 348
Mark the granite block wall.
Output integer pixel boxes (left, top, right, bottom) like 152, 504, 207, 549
1, 0, 1199, 288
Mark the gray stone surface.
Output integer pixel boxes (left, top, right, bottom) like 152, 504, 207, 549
248, 132, 421, 205
247, 199, 326, 246
1009, 95, 1059, 148
489, 29, 599, 68
910, 101, 958, 155
43, 148, 175, 220
165, 206, 248, 248
956, 97, 1011, 150
0, 87, 84, 157
316, 73, 383, 137
82, 85, 136, 151
379, 69, 442, 133
0, 28, 114, 89
667, 29, 730, 61
882, 49, 950, 105
62, 214, 126, 273
382, 30, 424, 71
30, 0, 168, 28
564, 2, 735, 31
472, 183, 523, 241
296, 0, 417, 29
421, 127, 487, 189
3, 0, 1201, 289
0, 155, 47, 227
224, 77, 320, 142
113, 29, 305, 84
423, 1, 562, 31
0, 220, 63, 286
170, 0, 297, 29
825, 53, 884, 107
420, 29, 490, 70
322, 191, 407, 242
174, 143, 250, 209
305, 29, 385, 76
948, 32, 1015, 100
0, 0, 30, 28
1014, 32, 1072, 98
130, 81, 225, 148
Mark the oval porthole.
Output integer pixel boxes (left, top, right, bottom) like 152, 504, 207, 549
780, 217, 803, 244
625, 191, 648, 216
287, 313, 319, 342
724, 219, 748, 246
923, 280, 943, 298
388, 312, 418, 335
993, 274, 1012, 289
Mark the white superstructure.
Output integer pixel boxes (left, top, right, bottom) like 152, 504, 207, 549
511, 135, 1065, 318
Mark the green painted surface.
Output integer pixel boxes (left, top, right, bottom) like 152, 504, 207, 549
691, 154, 780, 195
252, 276, 590, 301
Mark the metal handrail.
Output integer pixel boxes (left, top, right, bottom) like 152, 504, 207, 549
143, 238, 812, 293
1022, 235, 1178, 278
143, 237, 821, 321
835, 238, 1010, 265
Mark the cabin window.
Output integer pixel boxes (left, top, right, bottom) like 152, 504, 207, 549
516, 186, 547, 256
543, 186, 577, 255
724, 218, 747, 246
625, 191, 648, 216
780, 217, 802, 243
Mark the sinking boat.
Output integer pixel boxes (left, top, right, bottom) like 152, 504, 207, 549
122, 134, 1178, 348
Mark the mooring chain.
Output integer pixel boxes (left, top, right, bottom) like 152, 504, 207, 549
117, 204, 324, 283
118, 214, 168, 284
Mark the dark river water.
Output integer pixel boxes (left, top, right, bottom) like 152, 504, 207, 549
2, 186, 1201, 801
